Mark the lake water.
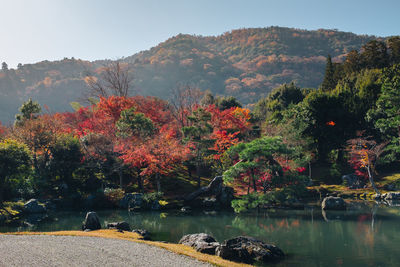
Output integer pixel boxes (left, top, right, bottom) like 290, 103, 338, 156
1, 202, 400, 267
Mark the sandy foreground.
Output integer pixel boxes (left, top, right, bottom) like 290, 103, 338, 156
0, 235, 213, 267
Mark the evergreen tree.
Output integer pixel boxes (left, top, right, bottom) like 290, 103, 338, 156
321, 55, 336, 91
15, 98, 42, 125
1, 62, 8, 71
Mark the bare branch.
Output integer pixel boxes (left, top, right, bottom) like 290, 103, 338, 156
82, 61, 134, 103
168, 84, 203, 128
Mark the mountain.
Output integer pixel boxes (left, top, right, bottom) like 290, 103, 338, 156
0, 26, 380, 123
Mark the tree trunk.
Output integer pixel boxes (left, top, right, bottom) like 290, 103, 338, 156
187, 165, 192, 179
251, 170, 257, 193
196, 162, 201, 188
137, 176, 143, 192
119, 168, 123, 189
308, 161, 312, 179
367, 165, 381, 195
0, 177, 4, 206
247, 178, 251, 195
156, 173, 161, 192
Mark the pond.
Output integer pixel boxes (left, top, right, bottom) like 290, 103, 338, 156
1, 202, 400, 267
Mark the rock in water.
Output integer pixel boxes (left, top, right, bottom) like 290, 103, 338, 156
384, 192, 400, 200
119, 193, 143, 209
216, 236, 284, 263
82, 212, 101, 231
132, 229, 151, 240
321, 196, 346, 210
107, 221, 131, 231
179, 233, 220, 255
24, 199, 47, 214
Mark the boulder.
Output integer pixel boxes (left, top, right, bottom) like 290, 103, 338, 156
0, 214, 5, 224
342, 174, 365, 189
321, 196, 346, 210
107, 221, 131, 231
24, 199, 47, 214
384, 192, 400, 200
179, 233, 220, 255
132, 229, 151, 240
183, 176, 234, 210
180, 206, 192, 214
216, 236, 284, 263
217, 186, 234, 208
202, 197, 218, 209
119, 193, 143, 209
82, 212, 101, 231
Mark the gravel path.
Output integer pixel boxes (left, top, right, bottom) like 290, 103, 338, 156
0, 235, 213, 267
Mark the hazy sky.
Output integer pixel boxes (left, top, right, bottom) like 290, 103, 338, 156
1, 0, 400, 68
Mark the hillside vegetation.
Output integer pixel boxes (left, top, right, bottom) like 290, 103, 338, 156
0, 27, 378, 123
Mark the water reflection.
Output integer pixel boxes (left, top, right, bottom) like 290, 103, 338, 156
1, 203, 400, 266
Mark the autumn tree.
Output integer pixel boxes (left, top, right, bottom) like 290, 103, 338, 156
347, 135, 387, 195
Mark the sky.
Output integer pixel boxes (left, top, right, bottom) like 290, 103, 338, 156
1, 0, 400, 68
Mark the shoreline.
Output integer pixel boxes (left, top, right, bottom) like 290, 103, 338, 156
0, 229, 252, 267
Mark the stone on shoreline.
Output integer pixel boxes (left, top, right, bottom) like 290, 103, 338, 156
321, 196, 346, 210
107, 221, 131, 231
216, 236, 284, 264
179, 233, 220, 255
384, 192, 400, 200
132, 229, 151, 240
82, 212, 101, 231
24, 199, 47, 214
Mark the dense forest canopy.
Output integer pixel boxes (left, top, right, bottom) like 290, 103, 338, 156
0, 33, 399, 213
0, 26, 380, 123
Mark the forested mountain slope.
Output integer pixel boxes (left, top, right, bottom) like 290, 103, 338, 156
0, 27, 378, 123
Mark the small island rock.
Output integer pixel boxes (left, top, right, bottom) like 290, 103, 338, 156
216, 236, 284, 264
82, 212, 101, 231
321, 196, 346, 210
179, 233, 220, 255
132, 229, 151, 240
107, 221, 131, 231
24, 199, 47, 214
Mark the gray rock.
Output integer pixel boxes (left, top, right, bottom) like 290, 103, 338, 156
82, 212, 101, 231
107, 221, 131, 231
202, 197, 217, 208
132, 229, 151, 240
217, 186, 234, 208
384, 192, 400, 200
179, 233, 220, 255
342, 174, 365, 189
216, 236, 284, 264
24, 199, 47, 214
194, 241, 221, 255
321, 196, 346, 210
0, 214, 5, 224
119, 193, 143, 209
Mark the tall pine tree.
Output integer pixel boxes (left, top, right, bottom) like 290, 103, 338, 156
321, 55, 336, 91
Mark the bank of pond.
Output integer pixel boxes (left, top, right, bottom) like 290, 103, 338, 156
1, 198, 400, 266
